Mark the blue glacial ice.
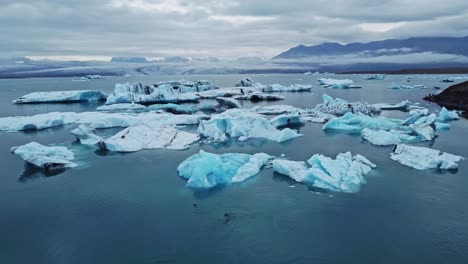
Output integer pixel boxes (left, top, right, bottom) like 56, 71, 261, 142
317, 78, 361, 89
215, 97, 242, 109
154, 80, 218, 93
323, 112, 401, 133
11, 142, 77, 170
71, 124, 103, 145
13, 90, 107, 104
96, 103, 147, 113
147, 103, 196, 114
391, 144, 465, 170
177, 151, 271, 188
437, 107, 459, 122
272, 152, 376, 193
314, 94, 381, 116
198, 109, 302, 143
269, 114, 304, 128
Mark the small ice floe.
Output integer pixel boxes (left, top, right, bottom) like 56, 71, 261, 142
198, 109, 302, 143
270, 114, 305, 128
436, 107, 459, 122
262, 84, 312, 92
71, 124, 103, 145
234, 92, 285, 101
13, 90, 107, 104
391, 144, 465, 170
364, 74, 385, 80
215, 97, 241, 109
154, 80, 218, 93
96, 103, 147, 113
373, 100, 410, 111
317, 78, 361, 89
314, 94, 381, 116
272, 152, 376, 193
82, 75, 105, 80
11, 142, 77, 170
100, 124, 199, 152
105, 82, 199, 105
177, 150, 272, 188
235, 77, 265, 88
147, 103, 196, 114
323, 113, 401, 133
388, 84, 427, 89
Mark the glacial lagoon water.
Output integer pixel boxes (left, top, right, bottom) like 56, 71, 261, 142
1, 74, 468, 263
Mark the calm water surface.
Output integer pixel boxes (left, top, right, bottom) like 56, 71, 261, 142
0, 74, 467, 264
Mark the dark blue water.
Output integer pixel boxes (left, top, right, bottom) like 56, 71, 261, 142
0, 74, 467, 264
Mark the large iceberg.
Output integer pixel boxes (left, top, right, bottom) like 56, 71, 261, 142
250, 105, 334, 123
273, 152, 376, 193
100, 124, 199, 152
13, 90, 107, 104
361, 128, 419, 146
11, 142, 77, 170
323, 113, 400, 133
198, 109, 302, 143
177, 150, 271, 188
262, 84, 313, 92
71, 124, 103, 145
106, 83, 199, 105
317, 78, 361, 89
154, 80, 218, 93
314, 94, 381, 116
391, 144, 465, 170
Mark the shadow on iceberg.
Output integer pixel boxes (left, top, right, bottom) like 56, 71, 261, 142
18, 163, 67, 183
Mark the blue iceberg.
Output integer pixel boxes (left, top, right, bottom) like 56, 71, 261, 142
323, 113, 401, 133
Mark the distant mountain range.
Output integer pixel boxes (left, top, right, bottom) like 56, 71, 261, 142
273, 36, 468, 59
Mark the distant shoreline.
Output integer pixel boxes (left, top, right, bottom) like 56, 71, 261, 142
341, 68, 468, 75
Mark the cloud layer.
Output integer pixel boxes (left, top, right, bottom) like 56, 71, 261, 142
1, 0, 468, 59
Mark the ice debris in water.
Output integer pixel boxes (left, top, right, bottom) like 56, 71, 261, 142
100, 124, 199, 152
198, 109, 302, 143
317, 78, 361, 89
13, 90, 107, 104
105, 82, 199, 105
388, 84, 427, 89
314, 94, 381, 116
323, 113, 401, 133
177, 150, 271, 188
437, 107, 459, 122
391, 144, 465, 170
96, 103, 147, 113
272, 152, 376, 193
11, 142, 77, 170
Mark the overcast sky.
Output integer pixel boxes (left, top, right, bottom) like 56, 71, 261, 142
1, 0, 468, 60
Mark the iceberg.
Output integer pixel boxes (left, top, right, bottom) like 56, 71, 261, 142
314, 94, 381, 116
11, 142, 77, 170
0, 112, 80, 132
317, 78, 361, 89
391, 144, 465, 170
215, 97, 241, 109
361, 128, 418, 146
13, 90, 107, 104
198, 109, 302, 143
177, 150, 271, 188
96, 103, 147, 113
234, 92, 285, 101
374, 100, 410, 111
100, 124, 199, 152
154, 80, 218, 93
388, 84, 427, 89
147, 103, 196, 114
71, 124, 103, 145
105, 82, 198, 105
364, 74, 385, 80
235, 78, 264, 88
437, 107, 459, 122
197, 88, 245, 99
323, 113, 401, 133
251, 105, 300, 115
262, 84, 312, 92
83, 75, 105, 80
269, 114, 304, 128
272, 152, 376, 193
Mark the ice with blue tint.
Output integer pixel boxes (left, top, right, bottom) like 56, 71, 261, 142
364, 74, 385, 80
11, 142, 77, 170
323, 113, 401, 133
373, 100, 410, 111
435, 122, 451, 130
314, 94, 381, 116
269, 114, 304, 128
96, 103, 147, 113
317, 78, 361, 89
391, 144, 465, 170
13, 90, 107, 104
155, 80, 218, 93
215, 97, 241, 109
437, 107, 459, 122
263, 84, 313, 92
106, 83, 199, 105
361, 128, 419, 146
388, 84, 427, 89
147, 103, 196, 114
177, 151, 271, 188
71, 124, 103, 145
198, 109, 302, 142
272, 152, 376, 193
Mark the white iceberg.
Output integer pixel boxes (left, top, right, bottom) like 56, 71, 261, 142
13, 90, 107, 104
100, 124, 199, 152
262, 84, 312, 92
388, 84, 427, 89
361, 128, 418, 146
317, 78, 361, 89
323, 113, 400, 133
251, 105, 300, 115
374, 100, 410, 111
197, 88, 244, 99
106, 82, 198, 105
198, 109, 302, 143
71, 124, 103, 145
314, 94, 381, 116
11, 142, 77, 170
391, 144, 465, 170
177, 150, 271, 188
273, 152, 376, 193
437, 107, 459, 122
215, 97, 241, 109
0, 112, 80, 132
155, 80, 218, 93
96, 103, 147, 113
235, 78, 264, 88
147, 103, 196, 114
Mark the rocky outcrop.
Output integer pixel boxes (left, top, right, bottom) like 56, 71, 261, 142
424, 81, 468, 117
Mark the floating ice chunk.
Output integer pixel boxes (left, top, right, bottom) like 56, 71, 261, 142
96, 103, 147, 113
11, 142, 77, 170
323, 113, 400, 133
364, 74, 385, 80
13, 90, 107, 104
155, 80, 218, 93
361, 128, 418, 146
251, 105, 300, 115
235, 78, 265, 88
177, 151, 271, 188
315, 94, 381, 116
435, 122, 450, 130
273, 152, 375, 193
437, 107, 459, 122
263, 84, 312, 92
234, 92, 285, 101
0, 112, 80, 132
83, 75, 105, 80
270, 114, 304, 128
388, 84, 427, 89
147, 103, 196, 114
71, 124, 103, 145
100, 124, 199, 152
216, 97, 241, 109
391, 144, 465, 170
374, 100, 410, 111
106, 83, 198, 105
317, 78, 361, 89
198, 109, 302, 143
